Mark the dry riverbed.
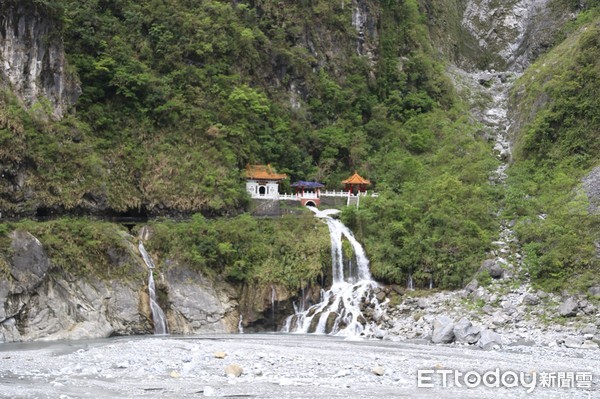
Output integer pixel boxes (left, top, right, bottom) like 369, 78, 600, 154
0, 334, 598, 398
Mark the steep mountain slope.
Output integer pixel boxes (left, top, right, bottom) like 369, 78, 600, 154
0, 0, 598, 345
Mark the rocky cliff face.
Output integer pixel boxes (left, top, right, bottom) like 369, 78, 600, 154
425, 0, 573, 71
0, 228, 299, 343
0, 230, 238, 343
0, 1, 80, 119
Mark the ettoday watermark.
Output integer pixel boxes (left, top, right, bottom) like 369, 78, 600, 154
417, 369, 593, 392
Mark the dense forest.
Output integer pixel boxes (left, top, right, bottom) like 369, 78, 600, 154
0, 0, 598, 293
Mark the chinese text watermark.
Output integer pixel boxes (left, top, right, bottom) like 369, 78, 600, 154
417, 369, 593, 393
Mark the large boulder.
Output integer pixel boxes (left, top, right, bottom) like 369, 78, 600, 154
480, 259, 504, 279
558, 297, 579, 317
477, 329, 503, 350
431, 316, 455, 344
453, 317, 481, 344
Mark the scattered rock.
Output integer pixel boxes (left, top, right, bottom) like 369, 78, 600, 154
558, 297, 579, 317
432, 316, 455, 344
376, 291, 386, 302
453, 318, 481, 344
391, 285, 404, 296
563, 336, 583, 349
169, 370, 181, 378
213, 351, 227, 359
581, 325, 598, 335
417, 298, 428, 309
203, 386, 215, 397
581, 341, 599, 349
464, 280, 478, 293
374, 328, 387, 339
371, 366, 385, 376
224, 364, 243, 377
491, 312, 508, 327
477, 329, 502, 350
522, 294, 540, 306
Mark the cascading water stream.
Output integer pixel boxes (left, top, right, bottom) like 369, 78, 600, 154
282, 207, 383, 336
138, 241, 168, 335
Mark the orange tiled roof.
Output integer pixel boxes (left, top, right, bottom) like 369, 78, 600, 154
245, 164, 287, 180
342, 172, 371, 185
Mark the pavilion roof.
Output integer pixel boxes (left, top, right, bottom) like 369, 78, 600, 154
245, 164, 287, 181
290, 181, 325, 189
342, 172, 371, 185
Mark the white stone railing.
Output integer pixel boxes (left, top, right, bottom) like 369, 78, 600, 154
251, 191, 378, 201
279, 193, 301, 201
320, 190, 379, 198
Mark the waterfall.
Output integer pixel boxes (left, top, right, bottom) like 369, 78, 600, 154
238, 314, 244, 334
407, 273, 413, 290
138, 242, 168, 335
282, 207, 383, 336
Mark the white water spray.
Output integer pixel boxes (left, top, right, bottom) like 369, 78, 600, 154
282, 207, 383, 336
238, 314, 244, 334
138, 241, 168, 335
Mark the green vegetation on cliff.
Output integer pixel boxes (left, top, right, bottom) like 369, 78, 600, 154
146, 213, 330, 289
0, 0, 500, 290
0, 213, 330, 290
508, 8, 600, 291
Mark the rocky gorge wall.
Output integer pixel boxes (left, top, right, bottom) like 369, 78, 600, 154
0, 228, 299, 343
0, 0, 79, 119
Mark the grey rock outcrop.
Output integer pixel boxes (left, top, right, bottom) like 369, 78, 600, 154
0, 229, 240, 343
0, 1, 80, 119
582, 166, 600, 214
432, 316, 455, 344
453, 317, 481, 344
558, 297, 579, 317
165, 264, 238, 334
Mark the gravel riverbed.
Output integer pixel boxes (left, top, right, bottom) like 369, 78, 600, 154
1, 333, 598, 398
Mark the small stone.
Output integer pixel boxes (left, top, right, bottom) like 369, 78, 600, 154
224, 364, 243, 378
170, 370, 181, 378
203, 386, 215, 397
376, 291, 386, 302
522, 294, 540, 306
213, 351, 227, 359
371, 366, 385, 376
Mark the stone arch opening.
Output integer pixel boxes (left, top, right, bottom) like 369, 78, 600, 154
304, 200, 316, 207
258, 185, 266, 195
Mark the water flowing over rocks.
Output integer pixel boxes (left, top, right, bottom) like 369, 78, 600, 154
283, 208, 384, 336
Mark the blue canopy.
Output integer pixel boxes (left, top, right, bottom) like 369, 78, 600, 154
290, 181, 324, 188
